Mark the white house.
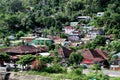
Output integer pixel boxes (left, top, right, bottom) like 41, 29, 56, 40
86, 28, 104, 39
70, 22, 78, 27
63, 26, 75, 35
82, 25, 94, 33
97, 12, 104, 17
110, 52, 120, 70
81, 37, 91, 43
77, 16, 91, 20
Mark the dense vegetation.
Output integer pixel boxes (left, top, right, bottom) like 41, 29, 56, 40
0, 0, 120, 39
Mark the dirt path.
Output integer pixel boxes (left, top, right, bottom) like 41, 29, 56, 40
9, 72, 51, 80
83, 69, 120, 77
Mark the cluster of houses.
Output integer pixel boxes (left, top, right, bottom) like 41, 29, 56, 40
0, 12, 120, 70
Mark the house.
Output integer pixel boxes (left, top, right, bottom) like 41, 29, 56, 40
97, 12, 104, 17
63, 26, 75, 34
80, 49, 108, 66
0, 45, 47, 60
21, 37, 35, 42
32, 37, 54, 46
21, 37, 36, 45
38, 52, 50, 56
68, 30, 83, 42
8, 35, 15, 40
70, 22, 79, 27
54, 39, 66, 45
68, 34, 80, 42
58, 47, 73, 58
110, 52, 120, 70
21, 37, 54, 46
82, 25, 94, 34
48, 35, 66, 45
50, 47, 73, 62
81, 37, 91, 44
86, 28, 104, 39
77, 16, 91, 21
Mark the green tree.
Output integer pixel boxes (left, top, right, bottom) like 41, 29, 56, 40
17, 54, 35, 66
84, 41, 96, 49
16, 31, 25, 39
0, 52, 10, 62
108, 40, 120, 53
35, 55, 53, 70
38, 56, 53, 64
4, 37, 11, 46
60, 33, 68, 38
53, 51, 61, 64
69, 52, 83, 65
10, 0, 23, 13
94, 35, 106, 46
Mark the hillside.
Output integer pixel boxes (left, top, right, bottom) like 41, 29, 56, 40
0, 0, 120, 38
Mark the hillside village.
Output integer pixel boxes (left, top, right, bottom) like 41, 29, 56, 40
0, 0, 120, 80
0, 12, 120, 80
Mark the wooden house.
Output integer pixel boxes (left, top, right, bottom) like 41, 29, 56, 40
80, 49, 108, 65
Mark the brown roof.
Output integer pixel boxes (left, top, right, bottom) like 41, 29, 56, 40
4, 45, 44, 54
81, 49, 108, 62
95, 48, 108, 59
50, 47, 73, 58
64, 26, 74, 29
58, 47, 73, 58
0, 48, 11, 52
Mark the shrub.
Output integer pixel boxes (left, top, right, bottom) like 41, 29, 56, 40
87, 72, 110, 80
43, 64, 67, 73
12, 68, 20, 72
74, 68, 82, 75
112, 77, 120, 80
16, 31, 25, 39
91, 64, 101, 70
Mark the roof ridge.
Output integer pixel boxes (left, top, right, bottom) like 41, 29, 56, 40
95, 49, 108, 59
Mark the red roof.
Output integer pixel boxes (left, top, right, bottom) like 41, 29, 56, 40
81, 49, 108, 64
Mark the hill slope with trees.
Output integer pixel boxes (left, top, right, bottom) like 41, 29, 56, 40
0, 0, 120, 38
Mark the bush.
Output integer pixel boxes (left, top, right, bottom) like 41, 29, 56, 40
43, 64, 67, 73
16, 31, 25, 39
112, 77, 120, 80
90, 64, 101, 70
74, 68, 82, 75
102, 75, 109, 80
12, 68, 20, 72
87, 72, 110, 80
